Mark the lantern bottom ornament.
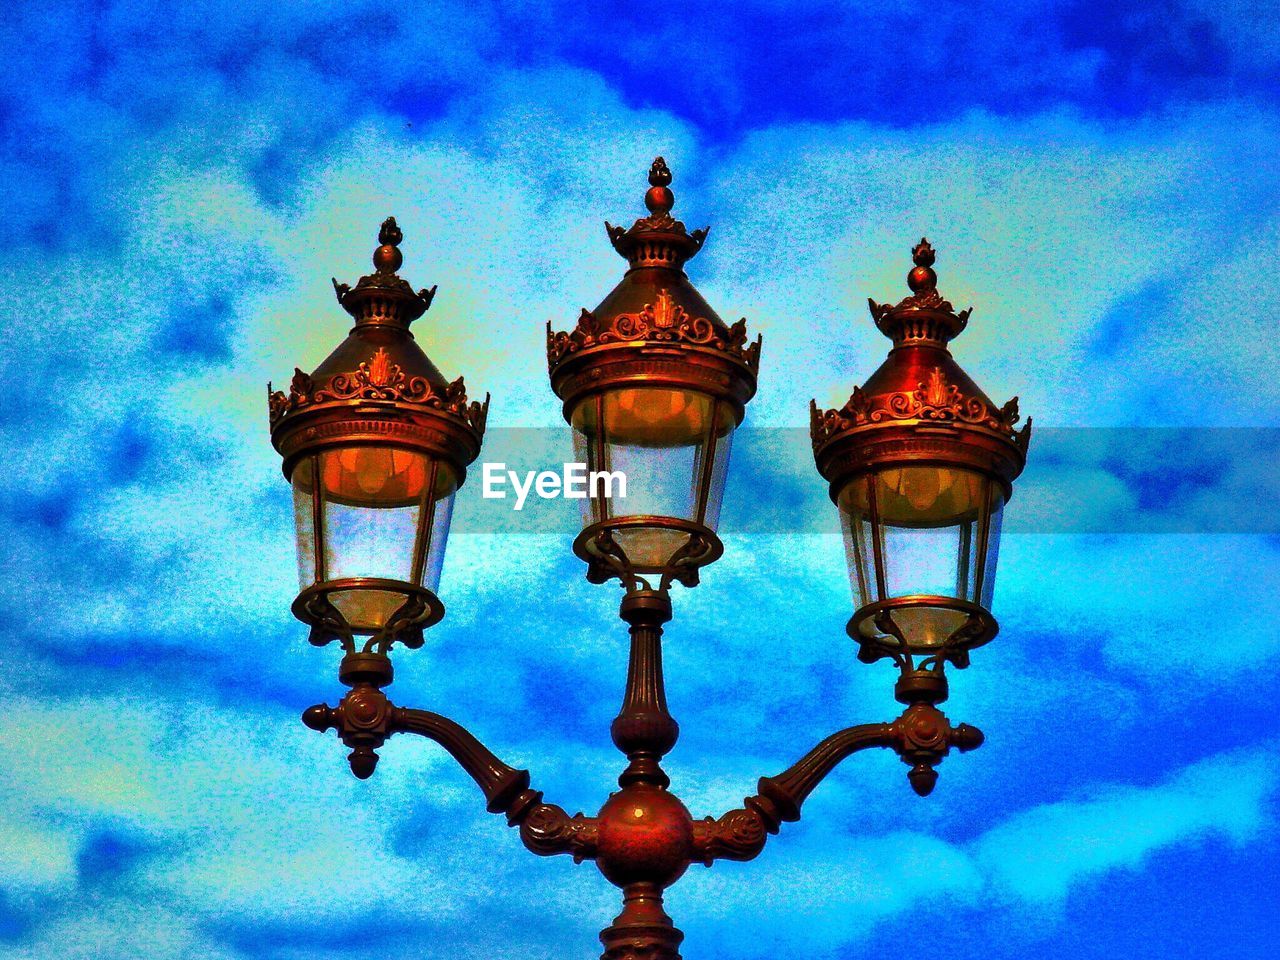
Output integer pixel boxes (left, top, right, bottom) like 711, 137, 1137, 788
292, 578, 444, 654
574, 516, 725, 591
849, 595, 999, 669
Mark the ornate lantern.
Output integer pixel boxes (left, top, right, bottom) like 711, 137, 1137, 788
811, 240, 1030, 671
269, 218, 488, 662
547, 158, 761, 591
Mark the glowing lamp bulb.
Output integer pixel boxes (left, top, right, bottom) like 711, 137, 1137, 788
323, 447, 427, 506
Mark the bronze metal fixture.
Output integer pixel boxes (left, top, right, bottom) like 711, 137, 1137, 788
547, 158, 761, 591
269, 218, 488, 662
811, 239, 1030, 670
270, 166, 1031, 960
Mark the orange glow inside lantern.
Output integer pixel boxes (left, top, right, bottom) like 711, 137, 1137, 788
291, 446, 458, 632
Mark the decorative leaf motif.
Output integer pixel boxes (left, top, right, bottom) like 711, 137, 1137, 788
726, 318, 748, 349
368, 348, 393, 387
923, 368, 951, 407
651, 290, 677, 329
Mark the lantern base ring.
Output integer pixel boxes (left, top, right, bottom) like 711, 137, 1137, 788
847, 596, 998, 670
573, 517, 724, 592
292, 578, 445, 654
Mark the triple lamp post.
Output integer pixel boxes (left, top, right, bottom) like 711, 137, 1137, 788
267, 158, 1031, 959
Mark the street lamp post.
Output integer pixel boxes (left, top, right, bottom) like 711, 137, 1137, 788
268, 159, 1031, 960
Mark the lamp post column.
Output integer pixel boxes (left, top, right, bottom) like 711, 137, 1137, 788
596, 589, 689, 960
612, 590, 678, 788
599, 881, 685, 960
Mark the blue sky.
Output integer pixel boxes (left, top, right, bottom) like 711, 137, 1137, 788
1, 2, 1278, 958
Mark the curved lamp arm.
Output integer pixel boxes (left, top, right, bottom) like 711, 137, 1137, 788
693, 703, 983, 865
389, 707, 534, 813
302, 687, 599, 862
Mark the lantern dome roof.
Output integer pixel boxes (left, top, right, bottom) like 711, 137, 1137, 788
268, 218, 488, 478
547, 158, 760, 418
811, 240, 1030, 497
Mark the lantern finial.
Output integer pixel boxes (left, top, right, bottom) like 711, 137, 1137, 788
329, 217, 436, 326
907, 238, 937, 293
373, 216, 405, 274
867, 238, 970, 345
645, 157, 675, 216
604, 157, 707, 269
379, 216, 403, 246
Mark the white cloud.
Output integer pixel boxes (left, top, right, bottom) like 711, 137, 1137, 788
972, 744, 1279, 905
997, 533, 1280, 683
704, 105, 1280, 428
672, 744, 1279, 956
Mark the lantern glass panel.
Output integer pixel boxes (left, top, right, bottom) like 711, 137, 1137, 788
839, 466, 1004, 648
291, 447, 457, 633
571, 387, 735, 569
292, 456, 319, 588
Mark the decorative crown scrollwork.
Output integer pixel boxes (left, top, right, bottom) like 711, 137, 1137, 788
268, 347, 489, 434
329, 216, 437, 323
809, 367, 1029, 451
546, 290, 761, 373
868, 291, 971, 326
339, 269, 437, 304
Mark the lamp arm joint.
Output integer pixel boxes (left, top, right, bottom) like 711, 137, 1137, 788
303, 696, 599, 859
516, 801, 601, 861
388, 708, 599, 858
